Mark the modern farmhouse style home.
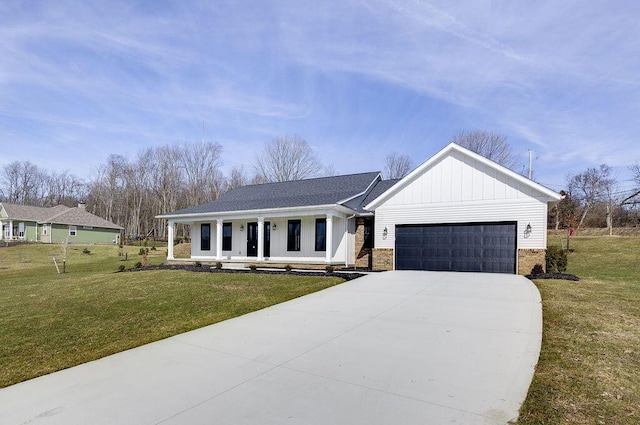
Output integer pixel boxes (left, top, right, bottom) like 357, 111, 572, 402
159, 143, 562, 274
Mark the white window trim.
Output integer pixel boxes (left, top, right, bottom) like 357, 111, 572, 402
69, 225, 77, 236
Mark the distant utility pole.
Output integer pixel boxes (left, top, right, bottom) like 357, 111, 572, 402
528, 149, 533, 180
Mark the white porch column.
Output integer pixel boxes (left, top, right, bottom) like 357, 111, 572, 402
0, 220, 3, 240
167, 220, 175, 260
257, 217, 264, 261
216, 219, 223, 260
9, 220, 13, 240
325, 214, 333, 263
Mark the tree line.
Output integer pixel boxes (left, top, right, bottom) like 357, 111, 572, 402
0, 135, 413, 240
551, 164, 640, 234
3, 129, 636, 240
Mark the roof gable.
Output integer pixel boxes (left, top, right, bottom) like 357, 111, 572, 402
166, 172, 381, 216
365, 143, 561, 210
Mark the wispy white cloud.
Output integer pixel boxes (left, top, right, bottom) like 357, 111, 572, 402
1, 0, 639, 187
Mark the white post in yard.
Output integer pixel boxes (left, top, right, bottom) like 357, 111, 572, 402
257, 217, 264, 261
216, 219, 223, 260
167, 220, 175, 260
326, 214, 333, 263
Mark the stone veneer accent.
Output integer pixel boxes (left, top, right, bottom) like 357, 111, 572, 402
373, 248, 394, 271
518, 249, 546, 275
354, 217, 372, 269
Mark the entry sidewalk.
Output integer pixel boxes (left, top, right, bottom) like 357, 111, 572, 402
0, 271, 542, 424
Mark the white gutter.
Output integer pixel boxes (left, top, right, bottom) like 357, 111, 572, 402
157, 204, 356, 221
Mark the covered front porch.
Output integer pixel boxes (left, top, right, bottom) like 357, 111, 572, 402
166, 207, 357, 266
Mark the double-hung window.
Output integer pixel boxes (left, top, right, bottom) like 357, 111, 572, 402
287, 220, 301, 251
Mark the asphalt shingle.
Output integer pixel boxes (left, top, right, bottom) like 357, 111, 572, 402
169, 172, 383, 215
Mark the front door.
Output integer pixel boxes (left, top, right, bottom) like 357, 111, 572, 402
247, 222, 258, 257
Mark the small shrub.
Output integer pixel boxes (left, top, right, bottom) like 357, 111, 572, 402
82, 247, 91, 255
249, 264, 257, 271
284, 264, 292, 272
138, 248, 146, 255
150, 246, 157, 251
546, 246, 568, 273
325, 265, 335, 274
215, 262, 222, 269
118, 265, 125, 272
195, 261, 202, 267
531, 263, 544, 276
134, 261, 143, 269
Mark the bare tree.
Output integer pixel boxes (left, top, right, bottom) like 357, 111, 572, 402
225, 166, 250, 192
620, 163, 640, 207
452, 130, 518, 170
255, 135, 323, 182
149, 145, 182, 239
87, 155, 126, 223
1, 161, 43, 204
178, 141, 224, 206
383, 153, 413, 179
42, 171, 86, 207
568, 164, 615, 230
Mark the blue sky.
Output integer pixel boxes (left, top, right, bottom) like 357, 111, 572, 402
1, 0, 639, 192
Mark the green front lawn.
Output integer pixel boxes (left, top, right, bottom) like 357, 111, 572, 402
0, 244, 343, 388
519, 236, 640, 424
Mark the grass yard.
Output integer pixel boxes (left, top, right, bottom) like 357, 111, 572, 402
0, 243, 343, 388
519, 236, 640, 424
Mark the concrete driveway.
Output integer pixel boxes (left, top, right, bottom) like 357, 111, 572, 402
0, 271, 542, 425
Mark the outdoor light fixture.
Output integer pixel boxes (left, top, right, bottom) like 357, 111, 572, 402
525, 223, 532, 236
272, 223, 277, 230
240, 224, 244, 231
382, 226, 388, 237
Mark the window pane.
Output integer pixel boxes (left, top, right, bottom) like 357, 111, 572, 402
315, 219, 326, 251
287, 220, 301, 251
201, 223, 211, 251
222, 223, 232, 251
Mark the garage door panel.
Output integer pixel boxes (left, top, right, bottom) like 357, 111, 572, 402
395, 222, 516, 274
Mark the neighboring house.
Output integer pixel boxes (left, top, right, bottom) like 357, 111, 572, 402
158, 143, 562, 274
0, 203, 123, 244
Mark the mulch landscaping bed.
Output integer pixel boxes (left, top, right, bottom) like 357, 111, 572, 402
122, 264, 366, 281
525, 272, 580, 281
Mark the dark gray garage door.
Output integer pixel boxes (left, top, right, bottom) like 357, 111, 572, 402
395, 222, 517, 274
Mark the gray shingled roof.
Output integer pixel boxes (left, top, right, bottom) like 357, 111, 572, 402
344, 179, 401, 213
0, 203, 122, 229
169, 172, 382, 216
44, 207, 123, 229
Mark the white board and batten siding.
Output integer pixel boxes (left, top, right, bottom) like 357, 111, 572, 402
373, 149, 551, 250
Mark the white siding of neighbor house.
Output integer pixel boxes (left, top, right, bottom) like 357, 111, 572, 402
373, 150, 550, 251
190, 215, 348, 263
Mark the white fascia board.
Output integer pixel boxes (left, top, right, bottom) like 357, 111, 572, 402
156, 204, 355, 222
365, 142, 561, 210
